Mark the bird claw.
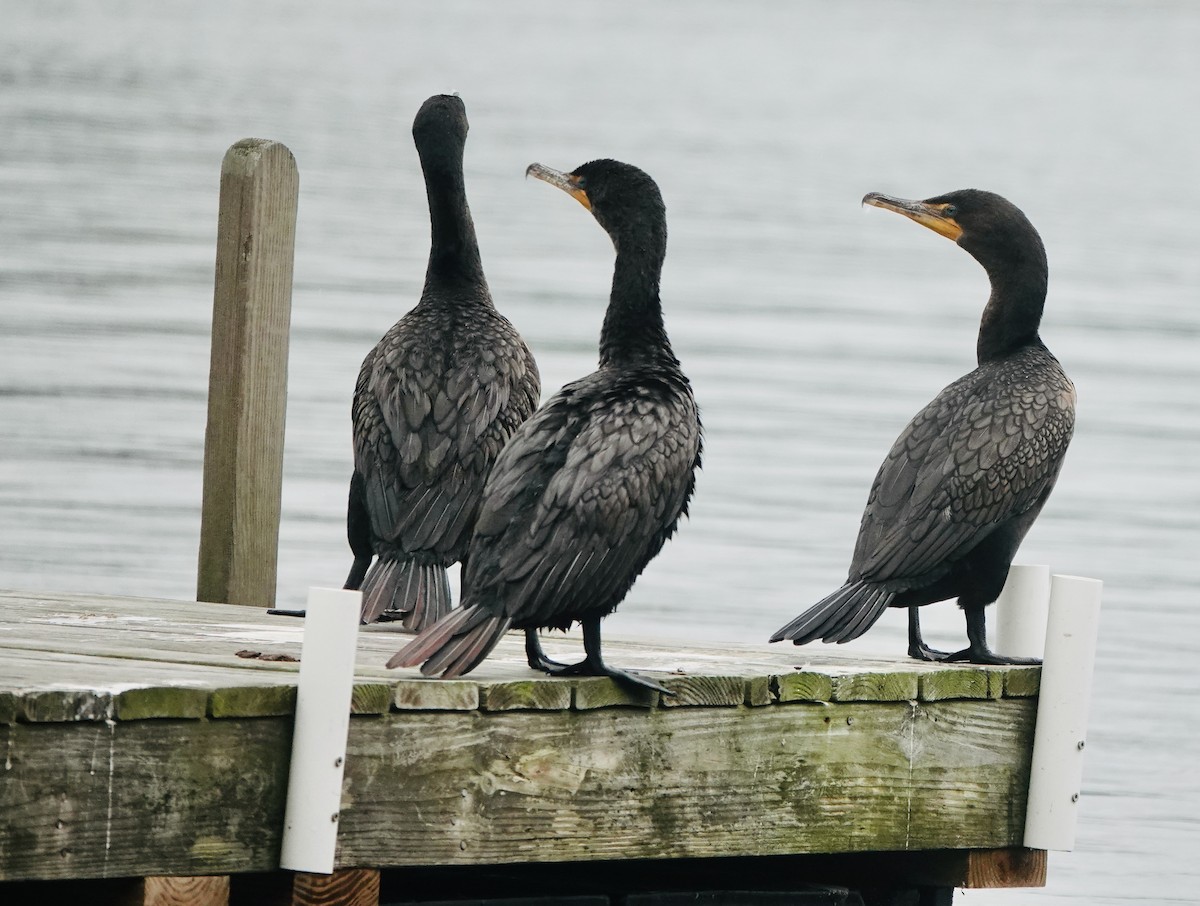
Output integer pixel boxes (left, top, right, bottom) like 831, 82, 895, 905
908, 642, 953, 662
539, 658, 673, 696
528, 653, 570, 672
945, 646, 1042, 666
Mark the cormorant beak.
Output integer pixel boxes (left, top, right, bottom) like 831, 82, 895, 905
863, 192, 963, 242
527, 163, 591, 211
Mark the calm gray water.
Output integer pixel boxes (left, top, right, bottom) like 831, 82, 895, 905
2, 2, 1198, 901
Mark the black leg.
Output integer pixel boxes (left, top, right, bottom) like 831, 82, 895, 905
907, 606, 952, 661
537, 618, 673, 695
525, 629, 568, 672
945, 604, 1042, 665
343, 555, 371, 591
344, 471, 373, 590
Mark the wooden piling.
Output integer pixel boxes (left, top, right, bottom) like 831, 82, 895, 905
185, 138, 297, 906
288, 870, 380, 906
196, 138, 299, 609
125, 876, 231, 906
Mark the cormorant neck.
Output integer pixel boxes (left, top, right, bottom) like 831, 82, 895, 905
420, 143, 488, 292
969, 237, 1048, 364
599, 229, 675, 369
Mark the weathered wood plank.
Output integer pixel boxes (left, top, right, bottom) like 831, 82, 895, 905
392, 680, 480, 711
573, 678, 657, 710
196, 139, 299, 610
917, 667, 992, 702
0, 696, 1036, 880
0, 719, 289, 881
775, 671, 834, 703
335, 699, 1035, 867
0, 592, 1042, 714
115, 688, 209, 721
745, 675, 773, 706
349, 684, 391, 716
19, 689, 113, 723
1004, 667, 1042, 697
659, 675, 745, 707
481, 680, 572, 712
0, 691, 17, 724
831, 671, 918, 702
209, 685, 296, 718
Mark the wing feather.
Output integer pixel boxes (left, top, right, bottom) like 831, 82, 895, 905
850, 345, 1075, 587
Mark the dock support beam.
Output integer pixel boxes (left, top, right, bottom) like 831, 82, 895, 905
288, 870, 380, 906
124, 876, 230, 906
197, 138, 299, 610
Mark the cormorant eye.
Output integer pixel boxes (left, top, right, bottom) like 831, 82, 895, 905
943, 204, 959, 217
575, 175, 588, 189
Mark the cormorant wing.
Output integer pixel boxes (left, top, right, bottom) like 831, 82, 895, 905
851, 362, 1075, 585
354, 317, 539, 555
466, 371, 701, 627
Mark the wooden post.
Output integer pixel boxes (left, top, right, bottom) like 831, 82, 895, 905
128, 876, 231, 906
177, 138, 296, 906
908, 847, 1048, 888
289, 869, 380, 906
197, 138, 299, 608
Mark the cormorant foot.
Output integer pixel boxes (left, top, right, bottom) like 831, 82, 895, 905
536, 657, 673, 695
944, 646, 1042, 666
527, 651, 570, 672
597, 665, 674, 696
908, 641, 953, 662
524, 630, 569, 672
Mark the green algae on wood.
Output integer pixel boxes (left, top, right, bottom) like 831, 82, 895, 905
208, 684, 296, 718
115, 686, 209, 721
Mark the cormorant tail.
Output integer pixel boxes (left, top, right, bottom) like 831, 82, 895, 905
386, 605, 512, 678
770, 581, 895, 645
359, 554, 451, 631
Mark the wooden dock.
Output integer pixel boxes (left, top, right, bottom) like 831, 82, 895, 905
0, 137, 1059, 903
0, 588, 1046, 904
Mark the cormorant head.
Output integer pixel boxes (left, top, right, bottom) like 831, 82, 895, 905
412, 94, 469, 162
863, 189, 1045, 273
526, 159, 666, 252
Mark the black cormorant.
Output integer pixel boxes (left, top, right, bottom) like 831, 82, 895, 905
388, 159, 702, 692
346, 94, 540, 630
771, 189, 1075, 664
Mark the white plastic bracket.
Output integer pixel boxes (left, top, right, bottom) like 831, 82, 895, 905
280, 587, 361, 873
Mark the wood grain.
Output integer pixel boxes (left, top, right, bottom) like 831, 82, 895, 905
290, 869, 379, 906
911, 846, 1048, 888
0, 718, 290, 881
134, 875, 231, 906
335, 699, 1035, 867
196, 139, 299, 609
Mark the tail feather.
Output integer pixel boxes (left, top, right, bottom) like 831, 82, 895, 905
387, 605, 479, 669
421, 614, 512, 678
770, 581, 895, 645
359, 554, 451, 631
386, 605, 512, 679
829, 585, 891, 643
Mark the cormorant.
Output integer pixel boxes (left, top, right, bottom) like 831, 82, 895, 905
771, 189, 1075, 665
345, 94, 540, 631
388, 159, 702, 693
